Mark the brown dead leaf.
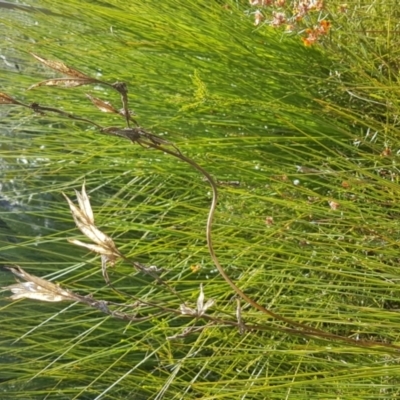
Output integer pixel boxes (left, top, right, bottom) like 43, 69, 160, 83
0, 92, 24, 105
28, 78, 98, 90
86, 94, 119, 114
101, 126, 126, 134
30, 52, 92, 79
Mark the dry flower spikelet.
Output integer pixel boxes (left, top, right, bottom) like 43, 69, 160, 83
3, 265, 79, 302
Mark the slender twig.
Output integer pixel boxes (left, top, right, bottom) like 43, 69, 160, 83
30, 102, 104, 128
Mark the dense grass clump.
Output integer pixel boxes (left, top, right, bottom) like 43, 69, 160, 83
1, 1, 400, 399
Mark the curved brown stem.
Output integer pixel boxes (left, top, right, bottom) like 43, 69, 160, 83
147, 144, 325, 330
141, 141, 400, 351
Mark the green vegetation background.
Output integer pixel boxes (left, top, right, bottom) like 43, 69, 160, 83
1, 0, 400, 398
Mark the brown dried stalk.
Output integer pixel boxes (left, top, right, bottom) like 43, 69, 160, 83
2, 265, 163, 322
4, 266, 400, 351
2, 53, 400, 351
